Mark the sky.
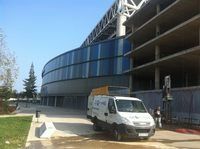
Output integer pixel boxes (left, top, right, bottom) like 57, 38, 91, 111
0, 0, 115, 92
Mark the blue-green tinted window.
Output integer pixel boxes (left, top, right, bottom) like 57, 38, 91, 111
89, 61, 98, 77
90, 45, 99, 60
63, 54, 68, 66
123, 39, 131, 54
73, 50, 81, 64
42, 37, 132, 84
122, 57, 130, 71
82, 63, 88, 78
99, 59, 113, 76
100, 40, 115, 58
81, 48, 89, 62
62, 67, 67, 80
72, 64, 82, 78
67, 52, 71, 65
60, 55, 64, 67
67, 66, 72, 79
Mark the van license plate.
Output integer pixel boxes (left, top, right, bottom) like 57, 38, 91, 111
138, 133, 148, 137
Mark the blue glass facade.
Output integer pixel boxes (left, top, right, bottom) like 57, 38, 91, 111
42, 37, 131, 85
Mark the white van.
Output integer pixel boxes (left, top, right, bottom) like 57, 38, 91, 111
87, 95, 155, 141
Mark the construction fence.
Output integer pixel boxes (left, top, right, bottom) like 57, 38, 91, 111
133, 86, 200, 126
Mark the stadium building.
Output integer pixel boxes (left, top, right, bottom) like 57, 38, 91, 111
41, 0, 200, 122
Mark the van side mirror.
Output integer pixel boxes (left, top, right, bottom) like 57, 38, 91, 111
110, 106, 116, 114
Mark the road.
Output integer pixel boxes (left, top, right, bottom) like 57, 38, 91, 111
15, 103, 200, 149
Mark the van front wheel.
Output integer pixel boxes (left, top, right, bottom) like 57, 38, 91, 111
93, 122, 101, 131
113, 128, 122, 141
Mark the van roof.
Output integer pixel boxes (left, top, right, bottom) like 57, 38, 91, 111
114, 96, 141, 101
94, 95, 142, 101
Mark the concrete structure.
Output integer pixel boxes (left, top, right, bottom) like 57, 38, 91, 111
39, 122, 56, 138
124, 0, 200, 122
124, 0, 200, 91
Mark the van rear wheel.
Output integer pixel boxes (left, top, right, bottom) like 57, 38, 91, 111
113, 128, 122, 141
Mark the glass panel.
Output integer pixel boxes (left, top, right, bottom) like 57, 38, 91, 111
90, 45, 99, 60
72, 64, 82, 78
72, 65, 76, 79
67, 66, 72, 79
123, 39, 131, 54
81, 63, 88, 78
89, 61, 98, 77
62, 67, 66, 80
64, 53, 69, 66
68, 52, 73, 65
73, 50, 81, 64
122, 57, 130, 72
81, 48, 88, 62
99, 59, 112, 76
66, 67, 69, 80
100, 40, 115, 58
60, 55, 64, 67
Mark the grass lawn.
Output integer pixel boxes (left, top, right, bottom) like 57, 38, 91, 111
0, 116, 32, 149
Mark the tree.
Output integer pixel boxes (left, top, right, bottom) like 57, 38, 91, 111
23, 63, 37, 98
0, 29, 18, 113
0, 29, 18, 89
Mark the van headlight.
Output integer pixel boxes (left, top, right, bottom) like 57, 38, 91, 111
151, 120, 156, 126
121, 117, 132, 125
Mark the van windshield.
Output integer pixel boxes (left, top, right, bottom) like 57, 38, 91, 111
115, 100, 147, 113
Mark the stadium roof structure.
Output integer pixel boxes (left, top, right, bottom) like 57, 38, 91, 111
81, 0, 149, 47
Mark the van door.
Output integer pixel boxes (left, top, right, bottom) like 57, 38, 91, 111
106, 98, 117, 125
95, 96, 108, 122
87, 95, 93, 118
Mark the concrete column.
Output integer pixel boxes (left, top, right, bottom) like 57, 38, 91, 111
116, 14, 127, 37
198, 26, 200, 84
129, 59, 133, 92
155, 66, 160, 89
54, 96, 57, 107
155, 45, 160, 89
47, 97, 49, 106
156, 4, 161, 14
199, 25, 200, 45
185, 73, 189, 87
132, 25, 136, 33
129, 75, 132, 93
199, 0, 200, 13
198, 58, 200, 85
155, 45, 160, 60
156, 24, 160, 36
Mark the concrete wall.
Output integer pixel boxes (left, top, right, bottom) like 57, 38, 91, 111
41, 75, 129, 97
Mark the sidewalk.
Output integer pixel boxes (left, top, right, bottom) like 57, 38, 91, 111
14, 103, 97, 148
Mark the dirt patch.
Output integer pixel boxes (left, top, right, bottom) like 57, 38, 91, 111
26, 134, 157, 149
0, 104, 16, 114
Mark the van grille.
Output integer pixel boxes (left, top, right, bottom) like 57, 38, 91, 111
133, 122, 150, 127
